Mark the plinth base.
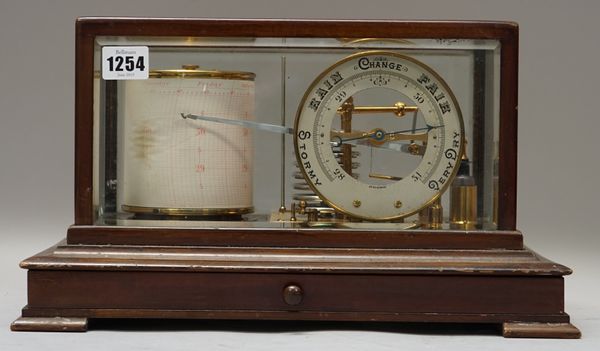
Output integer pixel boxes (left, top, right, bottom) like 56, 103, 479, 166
12, 240, 580, 338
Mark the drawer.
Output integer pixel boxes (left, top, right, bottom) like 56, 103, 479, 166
28, 270, 564, 315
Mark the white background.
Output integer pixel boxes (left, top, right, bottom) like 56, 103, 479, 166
1, 0, 599, 349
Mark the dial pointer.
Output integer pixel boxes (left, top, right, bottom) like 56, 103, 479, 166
183, 114, 425, 154
181, 113, 294, 135
335, 125, 443, 145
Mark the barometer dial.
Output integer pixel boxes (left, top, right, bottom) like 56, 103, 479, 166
294, 51, 464, 220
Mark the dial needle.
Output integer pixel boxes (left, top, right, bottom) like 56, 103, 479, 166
182, 113, 428, 154
332, 124, 442, 146
386, 124, 442, 136
181, 113, 294, 135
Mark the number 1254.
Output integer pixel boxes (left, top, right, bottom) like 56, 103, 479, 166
106, 56, 145, 72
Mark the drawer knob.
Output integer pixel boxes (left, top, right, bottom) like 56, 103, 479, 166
283, 284, 303, 306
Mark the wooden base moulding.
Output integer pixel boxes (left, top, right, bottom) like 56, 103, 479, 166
11, 237, 580, 338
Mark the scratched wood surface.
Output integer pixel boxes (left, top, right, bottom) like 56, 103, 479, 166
14, 240, 573, 334
23, 240, 567, 275
67, 225, 524, 249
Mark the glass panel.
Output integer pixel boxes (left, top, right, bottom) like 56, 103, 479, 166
92, 36, 500, 230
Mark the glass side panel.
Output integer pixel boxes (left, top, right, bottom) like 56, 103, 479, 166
92, 36, 500, 230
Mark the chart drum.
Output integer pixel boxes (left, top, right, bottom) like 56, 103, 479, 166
119, 65, 255, 217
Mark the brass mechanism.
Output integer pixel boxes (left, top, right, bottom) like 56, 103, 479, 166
330, 101, 425, 145
306, 208, 319, 222
330, 129, 428, 143
337, 101, 418, 117
290, 202, 297, 222
419, 198, 443, 229
291, 98, 429, 223
340, 97, 354, 175
449, 151, 478, 230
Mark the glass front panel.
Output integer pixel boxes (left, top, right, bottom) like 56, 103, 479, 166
92, 36, 501, 230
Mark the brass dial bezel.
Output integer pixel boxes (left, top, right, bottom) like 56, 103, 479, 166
293, 51, 465, 221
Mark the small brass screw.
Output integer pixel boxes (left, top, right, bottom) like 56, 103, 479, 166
395, 200, 403, 208
353, 200, 362, 208
298, 200, 307, 214
408, 143, 420, 155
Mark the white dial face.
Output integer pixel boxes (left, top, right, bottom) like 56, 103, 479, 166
294, 51, 464, 221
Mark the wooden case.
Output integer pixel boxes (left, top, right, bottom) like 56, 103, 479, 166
12, 18, 580, 338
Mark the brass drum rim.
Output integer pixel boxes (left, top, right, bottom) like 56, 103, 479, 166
149, 69, 255, 80
95, 67, 255, 80
122, 205, 254, 216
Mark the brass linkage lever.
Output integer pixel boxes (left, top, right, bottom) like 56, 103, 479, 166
330, 128, 429, 143
337, 101, 418, 117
